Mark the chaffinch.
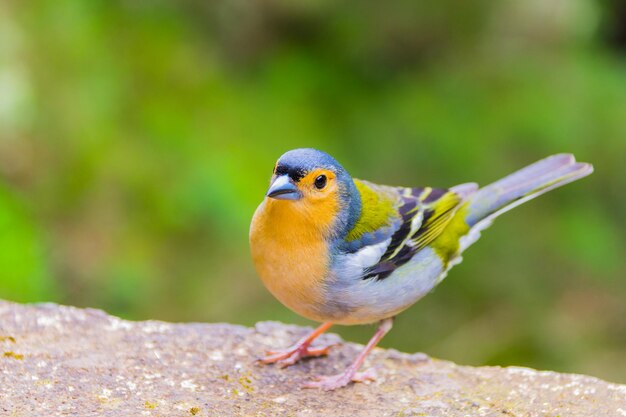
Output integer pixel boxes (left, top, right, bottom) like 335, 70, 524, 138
249, 148, 592, 390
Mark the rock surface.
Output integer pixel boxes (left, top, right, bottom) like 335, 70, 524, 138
0, 301, 624, 417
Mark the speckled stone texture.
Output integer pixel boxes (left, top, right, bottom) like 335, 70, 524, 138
0, 301, 624, 417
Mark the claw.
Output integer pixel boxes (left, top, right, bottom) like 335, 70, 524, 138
303, 367, 378, 390
257, 322, 335, 368
257, 343, 336, 367
352, 367, 377, 382
257, 350, 293, 364
302, 344, 335, 357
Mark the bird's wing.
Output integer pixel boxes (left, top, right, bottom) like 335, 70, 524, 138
342, 183, 475, 281
340, 179, 404, 252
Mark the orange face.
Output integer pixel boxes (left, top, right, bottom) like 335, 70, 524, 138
264, 167, 341, 238
294, 169, 337, 203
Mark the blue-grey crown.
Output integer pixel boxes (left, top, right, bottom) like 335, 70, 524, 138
276, 148, 343, 179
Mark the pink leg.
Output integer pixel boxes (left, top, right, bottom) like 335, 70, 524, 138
258, 322, 335, 368
303, 318, 393, 390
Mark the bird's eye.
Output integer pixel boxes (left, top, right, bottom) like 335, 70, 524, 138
314, 175, 327, 190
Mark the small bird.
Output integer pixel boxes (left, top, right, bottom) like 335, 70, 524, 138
249, 148, 592, 390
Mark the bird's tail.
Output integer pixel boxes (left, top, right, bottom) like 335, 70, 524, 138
458, 154, 593, 251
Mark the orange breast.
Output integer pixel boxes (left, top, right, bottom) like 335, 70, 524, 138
249, 198, 335, 322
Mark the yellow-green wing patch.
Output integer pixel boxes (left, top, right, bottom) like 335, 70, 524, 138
345, 179, 396, 242
430, 203, 470, 262
411, 191, 463, 252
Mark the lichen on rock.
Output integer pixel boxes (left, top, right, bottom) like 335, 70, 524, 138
0, 300, 624, 417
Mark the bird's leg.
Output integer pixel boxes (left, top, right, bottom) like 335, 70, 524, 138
258, 322, 335, 368
303, 317, 393, 390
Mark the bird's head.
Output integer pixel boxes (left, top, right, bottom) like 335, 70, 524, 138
263, 148, 361, 238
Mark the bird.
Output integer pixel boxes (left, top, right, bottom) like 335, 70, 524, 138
249, 148, 592, 390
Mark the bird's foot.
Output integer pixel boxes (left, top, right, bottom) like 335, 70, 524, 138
303, 367, 378, 390
258, 343, 336, 368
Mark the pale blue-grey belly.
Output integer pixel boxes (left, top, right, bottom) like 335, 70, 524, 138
323, 247, 446, 325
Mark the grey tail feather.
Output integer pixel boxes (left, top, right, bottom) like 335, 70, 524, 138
464, 154, 593, 228
450, 182, 479, 200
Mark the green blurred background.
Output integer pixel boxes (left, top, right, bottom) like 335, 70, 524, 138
1, 0, 625, 382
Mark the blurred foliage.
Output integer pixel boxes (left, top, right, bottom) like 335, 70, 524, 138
1, 0, 625, 382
